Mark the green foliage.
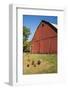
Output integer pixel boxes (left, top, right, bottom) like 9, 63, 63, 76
23, 41, 31, 52
23, 26, 31, 52
23, 26, 30, 43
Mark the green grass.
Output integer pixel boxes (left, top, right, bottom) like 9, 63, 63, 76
23, 53, 57, 74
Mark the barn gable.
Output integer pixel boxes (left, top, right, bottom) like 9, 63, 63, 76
32, 20, 57, 42
31, 20, 57, 54
41, 20, 57, 33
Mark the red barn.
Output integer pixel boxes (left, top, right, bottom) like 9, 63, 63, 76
31, 20, 57, 54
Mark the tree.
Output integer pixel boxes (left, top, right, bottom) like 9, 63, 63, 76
23, 41, 31, 52
23, 26, 31, 52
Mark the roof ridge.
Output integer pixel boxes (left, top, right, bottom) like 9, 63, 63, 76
31, 20, 57, 41
41, 20, 57, 33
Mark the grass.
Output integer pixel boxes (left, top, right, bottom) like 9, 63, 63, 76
23, 53, 57, 74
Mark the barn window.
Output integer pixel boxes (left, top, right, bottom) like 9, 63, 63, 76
42, 23, 44, 27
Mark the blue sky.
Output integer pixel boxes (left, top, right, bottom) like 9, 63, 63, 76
23, 15, 57, 41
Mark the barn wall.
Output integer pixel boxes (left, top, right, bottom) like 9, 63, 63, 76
40, 23, 57, 39
50, 37, 57, 53
31, 22, 57, 54
31, 41, 40, 53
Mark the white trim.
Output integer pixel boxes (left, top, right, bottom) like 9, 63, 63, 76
9, 5, 17, 85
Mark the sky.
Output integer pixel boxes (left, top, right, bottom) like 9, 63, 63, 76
23, 15, 57, 41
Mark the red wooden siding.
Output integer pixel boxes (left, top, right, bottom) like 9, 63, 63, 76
31, 20, 57, 54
